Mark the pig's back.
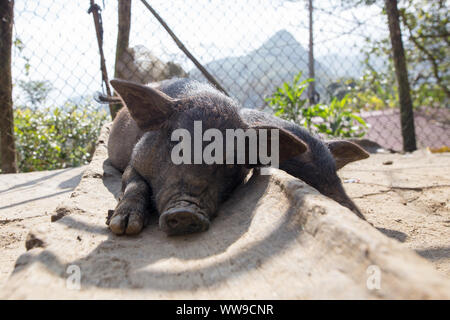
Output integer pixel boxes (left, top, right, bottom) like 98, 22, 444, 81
157, 78, 227, 100
239, 108, 333, 166
108, 107, 143, 172
240, 108, 316, 143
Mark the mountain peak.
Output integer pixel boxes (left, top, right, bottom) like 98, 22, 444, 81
262, 30, 299, 48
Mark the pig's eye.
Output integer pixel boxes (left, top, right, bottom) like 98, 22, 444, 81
223, 164, 242, 177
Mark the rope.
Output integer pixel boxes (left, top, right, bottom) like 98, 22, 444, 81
88, 0, 113, 115
140, 0, 230, 97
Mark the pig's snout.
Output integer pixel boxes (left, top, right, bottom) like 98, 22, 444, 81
159, 206, 210, 236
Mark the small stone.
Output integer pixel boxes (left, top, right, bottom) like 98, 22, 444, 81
25, 232, 46, 251
383, 160, 393, 165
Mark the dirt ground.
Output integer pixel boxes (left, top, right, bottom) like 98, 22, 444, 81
0, 150, 448, 291
340, 149, 450, 277
0, 166, 86, 288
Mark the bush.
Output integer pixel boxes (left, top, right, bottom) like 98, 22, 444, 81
14, 103, 108, 172
265, 72, 313, 123
304, 95, 368, 138
266, 72, 368, 138
327, 75, 398, 111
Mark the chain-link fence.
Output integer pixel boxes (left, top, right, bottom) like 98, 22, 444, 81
11, 0, 449, 152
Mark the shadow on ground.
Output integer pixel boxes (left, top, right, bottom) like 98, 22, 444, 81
416, 246, 450, 262
377, 227, 408, 243
14, 162, 311, 291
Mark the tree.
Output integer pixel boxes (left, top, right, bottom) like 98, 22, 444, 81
112, 0, 132, 119
352, 0, 448, 107
399, 0, 449, 99
307, 0, 319, 104
385, 0, 416, 152
0, 0, 17, 173
18, 80, 53, 107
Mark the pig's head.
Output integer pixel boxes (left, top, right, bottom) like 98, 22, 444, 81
110, 79, 308, 235
323, 140, 369, 219
280, 138, 369, 219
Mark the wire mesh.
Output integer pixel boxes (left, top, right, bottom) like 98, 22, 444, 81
11, 0, 449, 151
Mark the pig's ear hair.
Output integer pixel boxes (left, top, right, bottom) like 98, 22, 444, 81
110, 79, 178, 131
246, 124, 308, 167
326, 140, 370, 170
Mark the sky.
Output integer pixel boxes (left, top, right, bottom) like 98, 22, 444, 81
12, 0, 387, 106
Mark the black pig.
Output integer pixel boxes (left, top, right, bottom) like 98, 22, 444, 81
107, 78, 308, 236
240, 108, 369, 219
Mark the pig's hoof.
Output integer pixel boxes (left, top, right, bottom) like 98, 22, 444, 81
109, 204, 145, 235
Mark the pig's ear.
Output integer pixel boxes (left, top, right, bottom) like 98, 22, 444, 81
326, 140, 370, 170
110, 79, 178, 130
247, 124, 308, 167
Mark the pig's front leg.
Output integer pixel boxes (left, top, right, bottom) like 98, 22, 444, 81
107, 166, 154, 235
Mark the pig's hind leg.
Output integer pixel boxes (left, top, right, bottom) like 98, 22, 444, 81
107, 166, 154, 235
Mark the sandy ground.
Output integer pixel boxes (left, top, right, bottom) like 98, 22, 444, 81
340, 150, 450, 277
0, 150, 448, 291
0, 166, 86, 288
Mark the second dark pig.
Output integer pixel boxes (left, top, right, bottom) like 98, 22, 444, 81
240, 108, 369, 219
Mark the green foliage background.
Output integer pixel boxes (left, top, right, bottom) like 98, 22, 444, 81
5, 37, 106, 173
266, 72, 368, 138
348, 0, 448, 109
13, 104, 108, 172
